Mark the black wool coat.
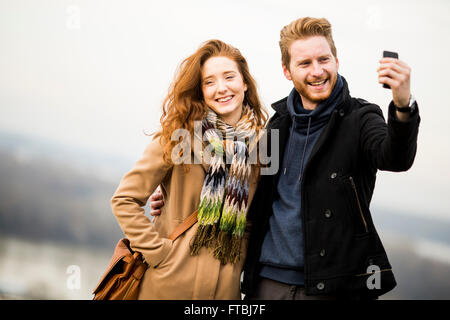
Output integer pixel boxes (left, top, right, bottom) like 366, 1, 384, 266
242, 78, 420, 299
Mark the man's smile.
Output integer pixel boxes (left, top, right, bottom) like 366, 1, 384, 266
307, 78, 328, 89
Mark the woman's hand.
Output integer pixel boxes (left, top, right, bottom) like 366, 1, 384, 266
150, 186, 164, 216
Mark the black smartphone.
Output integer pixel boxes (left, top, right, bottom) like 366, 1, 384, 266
382, 51, 399, 89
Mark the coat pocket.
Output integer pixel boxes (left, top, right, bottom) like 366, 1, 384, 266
343, 176, 369, 235
155, 238, 174, 269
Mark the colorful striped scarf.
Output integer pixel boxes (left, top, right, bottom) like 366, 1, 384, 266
190, 105, 260, 264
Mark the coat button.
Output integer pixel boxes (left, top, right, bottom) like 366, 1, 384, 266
320, 249, 326, 257
339, 109, 345, 116
317, 282, 325, 290
330, 172, 337, 179
324, 209, 332, 218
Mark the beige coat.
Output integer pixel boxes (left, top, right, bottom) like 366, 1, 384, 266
111, 133, 259, 299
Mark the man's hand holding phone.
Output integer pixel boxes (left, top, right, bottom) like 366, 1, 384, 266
378, 51, 412, 117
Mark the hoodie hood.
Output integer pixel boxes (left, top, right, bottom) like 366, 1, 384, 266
286, 73, 344, 132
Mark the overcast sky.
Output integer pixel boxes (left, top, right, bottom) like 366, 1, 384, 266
1, 0, 449, 221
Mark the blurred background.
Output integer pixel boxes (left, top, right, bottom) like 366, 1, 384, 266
1, 0, 449, 299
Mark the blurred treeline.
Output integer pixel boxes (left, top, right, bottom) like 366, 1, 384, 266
0, 146, 124, 249
0, 132, 450, 299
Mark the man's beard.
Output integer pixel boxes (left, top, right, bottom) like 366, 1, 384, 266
295, 73, 337, 108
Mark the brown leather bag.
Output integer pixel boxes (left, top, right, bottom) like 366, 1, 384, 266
93, 211, 198, 300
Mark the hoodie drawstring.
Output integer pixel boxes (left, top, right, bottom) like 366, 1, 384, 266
284, 121, 297, 175
283, 117, 312, 179
298, 117, 312, 181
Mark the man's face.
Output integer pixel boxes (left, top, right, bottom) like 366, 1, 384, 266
283, 36, 339, 110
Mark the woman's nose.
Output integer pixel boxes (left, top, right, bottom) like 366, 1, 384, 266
217, 80, 227, 93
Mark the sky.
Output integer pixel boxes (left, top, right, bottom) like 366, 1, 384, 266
0, 0, 450, 221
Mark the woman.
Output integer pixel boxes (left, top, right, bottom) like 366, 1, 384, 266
111, 39, 267, 299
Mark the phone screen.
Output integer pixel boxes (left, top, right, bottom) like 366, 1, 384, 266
382, 51, 399, 88
383, 51, 399, 59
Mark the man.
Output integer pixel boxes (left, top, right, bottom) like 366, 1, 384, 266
151, 17, 420, 300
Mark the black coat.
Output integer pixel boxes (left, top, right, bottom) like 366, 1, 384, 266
242, 78, 420, 298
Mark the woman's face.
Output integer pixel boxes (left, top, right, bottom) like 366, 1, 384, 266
201, 56, 247, 126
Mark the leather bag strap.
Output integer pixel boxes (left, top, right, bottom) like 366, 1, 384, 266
168, 210, 198, 241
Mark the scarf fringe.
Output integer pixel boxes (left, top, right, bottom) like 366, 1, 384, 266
212, 230, 242, 265
190, 223, 218, 255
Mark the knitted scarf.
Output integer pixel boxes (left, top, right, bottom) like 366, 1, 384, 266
190, 105, 260, 264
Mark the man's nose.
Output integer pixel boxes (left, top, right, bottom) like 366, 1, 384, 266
311, 61, 324, 77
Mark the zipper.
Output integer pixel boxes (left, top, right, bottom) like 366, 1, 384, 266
349, 176, 369, 233
122, 278, 136, 300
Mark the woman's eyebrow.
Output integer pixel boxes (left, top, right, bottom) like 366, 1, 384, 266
202, 74, 216, 82
203, 70, 237, 80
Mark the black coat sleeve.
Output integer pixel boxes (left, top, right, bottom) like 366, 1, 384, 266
359, 101, 420, 172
